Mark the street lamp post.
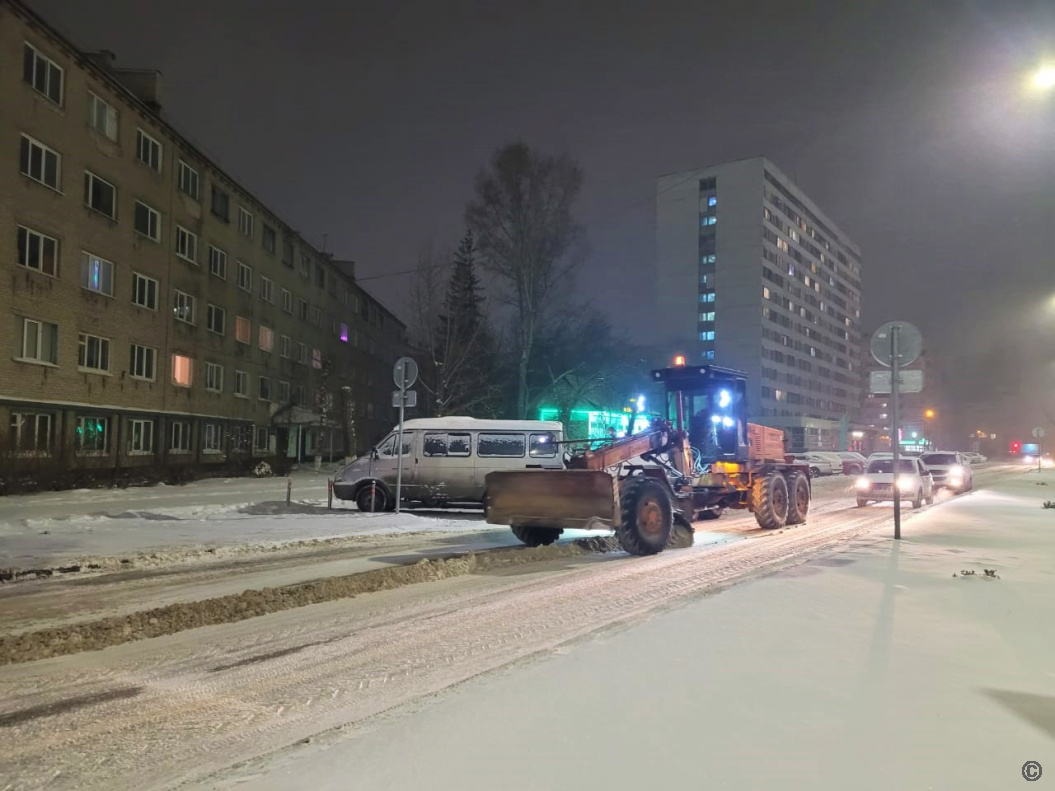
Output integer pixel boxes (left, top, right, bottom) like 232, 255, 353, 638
924, 408, 936, 450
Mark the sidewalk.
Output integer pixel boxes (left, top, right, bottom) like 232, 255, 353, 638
220, 470, 1055, 790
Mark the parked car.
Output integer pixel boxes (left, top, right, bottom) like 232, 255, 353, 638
811, 451, 853, 474
333, 418, 564, 511
920, 451, 973, 493
789, 453, 840, 477
834, 451, 868, 475
961, 451, 987, 465
855, 457, 934, 509
867, 452, 893, 462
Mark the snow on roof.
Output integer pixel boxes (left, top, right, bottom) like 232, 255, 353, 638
392, 417, 563, 432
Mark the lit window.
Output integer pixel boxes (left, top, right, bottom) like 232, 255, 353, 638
700, 216, 716, 226
235, 316, 251, 344
135, 128, 162, 172
23, 43, 64, 104
708, 196, 717, 207
20, 135, 61, 190
258, 325, 274, 352
80, 252, 114, 296
340, 323, 349, 342
699, 292, 715, 303
87, 92, 118, 140
75, 416, 109, 453
701, 350, 715, 361
17, 226, 59, 277
763, 287, 770, 299
172, 354, 193, 387
699, 331, 715, 341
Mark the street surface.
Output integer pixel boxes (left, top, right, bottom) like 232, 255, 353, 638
0, 463, 1031, 790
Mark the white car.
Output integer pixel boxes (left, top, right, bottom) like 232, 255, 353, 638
855, 457, 934, 509
920, 451, 973, 493
961, 452, 987, 465
791, 453, 839, 477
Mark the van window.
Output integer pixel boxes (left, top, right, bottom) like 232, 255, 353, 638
529, 432, 558, 458
377, 432, 412, 457
478, 433, 526, 458
423, 432, 471, 457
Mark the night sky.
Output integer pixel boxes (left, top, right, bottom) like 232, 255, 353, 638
28, 0, 1055, 437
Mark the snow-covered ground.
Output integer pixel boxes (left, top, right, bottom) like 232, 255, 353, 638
0, 467, 863, 573
0, 468, 492, 571
215, 469, 1055, 790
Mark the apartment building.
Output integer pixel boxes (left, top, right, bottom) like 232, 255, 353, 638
654, 156, 863, 451
1, 0, 406, 481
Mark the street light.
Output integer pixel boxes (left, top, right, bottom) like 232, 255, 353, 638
1033, 65, 1055, 91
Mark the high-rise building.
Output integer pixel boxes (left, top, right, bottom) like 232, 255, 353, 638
1, 0, 406, 482
655, 156, 863, 451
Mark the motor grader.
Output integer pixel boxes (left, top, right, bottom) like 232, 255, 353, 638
484, 361, 812, 555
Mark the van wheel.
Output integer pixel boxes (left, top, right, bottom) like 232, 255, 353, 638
356, 484, 388, 513
912, 489, 923, 509
511, 525, 563, 547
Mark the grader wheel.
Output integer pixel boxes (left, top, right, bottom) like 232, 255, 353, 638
617, 477, 673, 556
749, 470, 789, 530
785, 471, 810, 525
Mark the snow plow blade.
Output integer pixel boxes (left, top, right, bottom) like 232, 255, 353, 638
484, 470, 618, 530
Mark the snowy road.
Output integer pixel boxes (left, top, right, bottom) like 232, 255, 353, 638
0, 465, 1023, 790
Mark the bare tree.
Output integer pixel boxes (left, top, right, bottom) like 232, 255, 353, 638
466, 143, 584, 419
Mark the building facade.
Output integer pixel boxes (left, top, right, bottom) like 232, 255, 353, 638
655, 156, 863, 451
1, 0, 406, 484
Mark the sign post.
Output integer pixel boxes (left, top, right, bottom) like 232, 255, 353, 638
392, 357, 418, 514
1033, 427, 1045, 473
871, 321, 923, 541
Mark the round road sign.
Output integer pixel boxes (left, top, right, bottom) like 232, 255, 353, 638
393, 356, 419, 389
870, 321, 923, 368
1033, 427, 1045, 439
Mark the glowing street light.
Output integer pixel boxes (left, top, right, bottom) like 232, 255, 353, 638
924, 408, 936, 419
1033, 65, 1055, 91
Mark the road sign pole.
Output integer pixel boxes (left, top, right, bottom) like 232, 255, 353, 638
891, 326, 901, 541
395, 374, 406, 515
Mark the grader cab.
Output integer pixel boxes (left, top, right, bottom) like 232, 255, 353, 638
484, 361, 811, 555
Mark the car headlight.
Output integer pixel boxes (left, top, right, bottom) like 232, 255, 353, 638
896, 476, 916, 492
855, 477, 870, 490
949, 465, 964, 476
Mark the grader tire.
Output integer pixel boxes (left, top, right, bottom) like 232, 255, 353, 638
785, 471, 810, 525
750, 471, 789, 530
511, 525, 563, 547
617, 477, 673, 556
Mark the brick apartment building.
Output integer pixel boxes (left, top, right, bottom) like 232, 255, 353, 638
1, 0, 407, 484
